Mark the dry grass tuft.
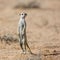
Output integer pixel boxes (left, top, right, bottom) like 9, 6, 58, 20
0, 34, 19, 44
14, 1, 40, 9
27, 52, 41, 60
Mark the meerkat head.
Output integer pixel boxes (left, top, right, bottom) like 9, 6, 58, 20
19, 12, 27, 18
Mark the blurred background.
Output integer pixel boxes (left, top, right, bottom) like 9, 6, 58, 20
0, 0, 60, 9
0, 0, 60, 60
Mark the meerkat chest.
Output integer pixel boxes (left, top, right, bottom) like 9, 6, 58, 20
19, 19, 26, 33
19, 19, 25, 26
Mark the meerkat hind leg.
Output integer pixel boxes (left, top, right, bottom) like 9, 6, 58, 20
22, 38, 26, 54
19, 35, 24, 53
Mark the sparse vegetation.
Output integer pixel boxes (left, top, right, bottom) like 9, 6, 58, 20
27, 53, 41, 60
14, 1, 40, 9
0, 34, 19, 44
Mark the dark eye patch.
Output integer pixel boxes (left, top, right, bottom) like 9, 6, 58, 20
22, 14, 23, 15
25, 13, 27, 15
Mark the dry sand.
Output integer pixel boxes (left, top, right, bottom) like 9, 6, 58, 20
0, 0, 60, 60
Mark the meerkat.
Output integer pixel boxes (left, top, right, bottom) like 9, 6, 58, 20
18, 12, 32, 54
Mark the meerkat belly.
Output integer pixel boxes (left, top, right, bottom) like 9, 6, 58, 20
20, 23, 25, 37
22, 25, 25, 34
19, 23, 24, 33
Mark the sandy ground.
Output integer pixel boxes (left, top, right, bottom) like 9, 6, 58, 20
0, 0, 60, 59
